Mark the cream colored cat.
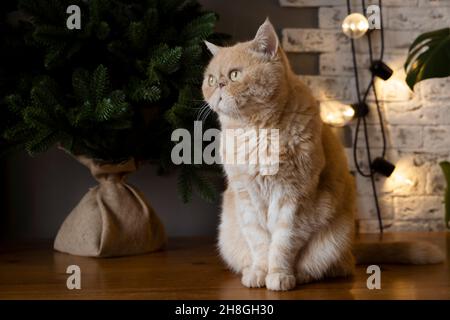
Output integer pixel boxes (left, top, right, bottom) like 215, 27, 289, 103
202, 19, 444, 291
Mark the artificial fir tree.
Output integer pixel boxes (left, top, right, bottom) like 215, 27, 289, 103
0, 1, 43, 154
1, 0, 225, 202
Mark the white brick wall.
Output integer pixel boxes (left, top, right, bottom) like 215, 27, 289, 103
280, 1, 450, 232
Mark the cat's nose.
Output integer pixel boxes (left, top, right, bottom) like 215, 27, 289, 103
218, 80, 226, 88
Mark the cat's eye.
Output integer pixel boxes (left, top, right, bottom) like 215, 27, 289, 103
229, 69, 241, 82
208, 75, 217, 86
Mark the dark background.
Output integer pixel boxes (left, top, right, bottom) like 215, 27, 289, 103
0, 0, 317, 241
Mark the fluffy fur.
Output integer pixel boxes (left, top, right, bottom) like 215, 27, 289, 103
202, 19, 444, 291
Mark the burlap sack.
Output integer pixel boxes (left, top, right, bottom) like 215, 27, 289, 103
54, 155, 167, 257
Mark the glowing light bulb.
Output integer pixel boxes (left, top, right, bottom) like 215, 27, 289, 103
320, 101, 355, 127
342, 13, 369, 39
391, 171, 414, 187
343, 108, 356, 118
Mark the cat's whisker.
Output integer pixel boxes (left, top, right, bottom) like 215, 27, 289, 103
201, 108, 213, 122
196, 103, 210, 121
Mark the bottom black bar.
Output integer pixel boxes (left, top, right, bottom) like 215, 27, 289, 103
0, 300, 449, 319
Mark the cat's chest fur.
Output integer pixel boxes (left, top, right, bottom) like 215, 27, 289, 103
220, 130, 295, 206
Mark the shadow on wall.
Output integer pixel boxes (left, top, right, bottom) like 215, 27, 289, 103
199, 0, 318, 74
3, 0, 319, 240
3, 148, 221, 240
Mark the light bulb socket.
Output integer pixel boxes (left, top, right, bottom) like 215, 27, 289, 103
370, 60, 393, 81
371, 157, 395, 177
351, 102, 369, 118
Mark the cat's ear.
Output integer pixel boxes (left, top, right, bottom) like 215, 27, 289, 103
251, 18, 279, 58
204, 40, 221, 56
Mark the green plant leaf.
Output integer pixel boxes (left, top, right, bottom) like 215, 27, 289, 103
440, 161, 450, 229
405, 28, 450, 90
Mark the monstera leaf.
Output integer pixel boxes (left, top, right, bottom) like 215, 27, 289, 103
439, 161, 450, 229
405, 28, 450, 90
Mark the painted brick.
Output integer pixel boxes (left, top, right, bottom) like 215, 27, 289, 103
386, 102, 450, 125
280, 0, 418, 7
282, 29, 348, 53
298, 75, 356, 101
364, 102, 387, 125
355, 174, 394, 196
385, 102, 425, 125
344, 148, 356, 171
319, 6, 389, 29
351, 123, 388, 148
357, 219, 394, 233
391, 219, 446, 231
423, 126, 450, 152
283, 28, 419, 54
344, 102, 388, 126
357, 195, 394, 220
319, 53, 404, 76
350, 148, 400, 173
319, 6, 352, 30
394, 195, 444, 220
388, 7, 450, 30
283, 0, 448, 232
279, 0, 340, 7
384, 153, 428, 196
349, 147, 371, 173
390, 125, 423, 149
382, 0, 419, 5
423, 103, 450, 125
319, 52, 362, 75
319, 53, 415, 102
417, 77, 450, 101
426, 163, 448, 195
375, 76, 415, 102
419, 0, 450, 6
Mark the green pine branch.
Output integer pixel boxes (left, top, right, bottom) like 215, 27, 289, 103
3, 0, 225, 202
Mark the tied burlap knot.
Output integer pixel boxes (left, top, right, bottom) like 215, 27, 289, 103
54, 155, 166, 257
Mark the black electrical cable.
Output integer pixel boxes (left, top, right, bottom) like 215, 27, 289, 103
363, 0, 387, 232
347, 0, 387, 233
363, 0, 387, 158
347, 0, 371, 178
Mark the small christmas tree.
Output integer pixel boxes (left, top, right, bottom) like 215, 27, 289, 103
0, 1, 43, 154
1, 0, 224, 202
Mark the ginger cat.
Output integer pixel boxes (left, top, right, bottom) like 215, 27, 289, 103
202, 19, 444, 291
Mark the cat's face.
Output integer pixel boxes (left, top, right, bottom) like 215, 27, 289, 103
202, 19, 285, 120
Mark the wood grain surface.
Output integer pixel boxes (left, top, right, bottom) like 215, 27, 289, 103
0, 232, 449, 299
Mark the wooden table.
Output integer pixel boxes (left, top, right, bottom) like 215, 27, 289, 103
0, 232, 449, 299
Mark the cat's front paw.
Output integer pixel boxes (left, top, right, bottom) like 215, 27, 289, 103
241, 267, 267, 288
265, 272, 296, 291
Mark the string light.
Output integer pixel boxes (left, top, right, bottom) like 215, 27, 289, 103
320, 101, 372, 127
345, 0, 388, 233
370, 60, 393, 80
342, 13, 369, 39
344, 0, 415, 233
392, 171, 414, 187
351, 102, 369, 118
320, 101, 355, 127
371, 158, 415, 187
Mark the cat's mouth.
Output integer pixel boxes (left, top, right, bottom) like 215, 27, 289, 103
209, 90, 240, 119
209, 91, 224, 111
